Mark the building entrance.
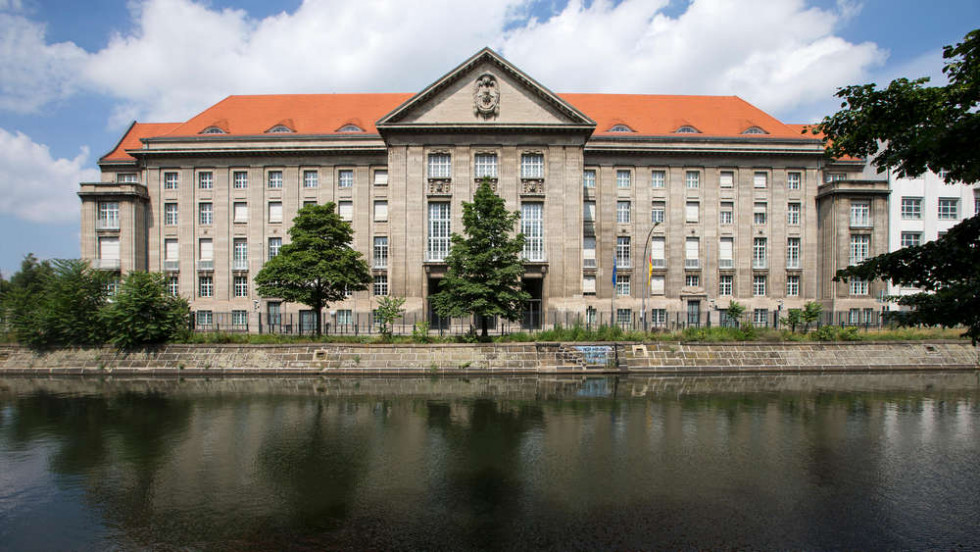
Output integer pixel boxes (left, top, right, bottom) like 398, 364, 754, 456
523, 279, 543, 329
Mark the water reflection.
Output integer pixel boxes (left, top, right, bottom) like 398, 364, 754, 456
1, 373, 978, 551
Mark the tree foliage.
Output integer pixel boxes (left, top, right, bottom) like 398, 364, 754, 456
103, 271, 190, 349
816, 29, 980, 344
430, 181, 531, 337
254, 203, 371, 336
374, 296, 406, 342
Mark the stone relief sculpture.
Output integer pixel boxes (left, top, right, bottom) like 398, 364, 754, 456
474, 73, 500, 119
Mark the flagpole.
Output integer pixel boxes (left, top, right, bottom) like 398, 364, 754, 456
611, 248, 616, 328
641, 221, 661, 332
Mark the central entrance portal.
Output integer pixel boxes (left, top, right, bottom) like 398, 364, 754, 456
522, 278, 543, 330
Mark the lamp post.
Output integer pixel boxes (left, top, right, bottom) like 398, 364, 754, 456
641, 220, 662, 331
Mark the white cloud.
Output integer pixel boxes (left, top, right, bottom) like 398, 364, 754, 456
0, 14, 88, 113
1, 0, 888, 123
0, 128, 98, 223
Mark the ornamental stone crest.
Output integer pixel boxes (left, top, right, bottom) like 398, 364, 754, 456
473, 73, 500, 119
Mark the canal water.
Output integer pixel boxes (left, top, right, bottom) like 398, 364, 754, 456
1, 373, 978, 551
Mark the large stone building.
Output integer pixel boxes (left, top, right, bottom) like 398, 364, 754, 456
79, 49, 886, 332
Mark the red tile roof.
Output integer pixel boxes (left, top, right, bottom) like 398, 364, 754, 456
101, 122, 181, 162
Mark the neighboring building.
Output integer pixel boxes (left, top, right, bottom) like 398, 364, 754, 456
886, 168, 979, 302
79, 48, 881, 332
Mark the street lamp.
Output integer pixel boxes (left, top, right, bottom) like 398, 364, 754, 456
641, 220, 663, 331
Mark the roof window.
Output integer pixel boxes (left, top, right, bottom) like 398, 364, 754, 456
608, 124, 634, 133
337, 124, 364, 133
742, 126, 768, 135
266, 125, 294, 134
675, 125, 700, 134
200, 126, 226, 135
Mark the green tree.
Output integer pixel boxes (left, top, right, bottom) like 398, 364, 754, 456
783, 309, 803, 333
374, 296, 406, 342
815, 29, 980, 343
254, 203, 371, 336
103, 271, 191, 349
725, 300, 746, 328
430, 180, 531, 338
802, 301, 823, 333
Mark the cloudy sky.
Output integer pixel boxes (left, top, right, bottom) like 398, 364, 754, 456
0, 0, 976, 275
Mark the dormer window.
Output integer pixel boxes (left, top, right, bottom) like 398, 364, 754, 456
266, 125, 294, 134
608, 124, 634, 133
742, 126, 767, 135
337, 124, 364, 133
675, 125, 700, 134
200, 127, 226, 135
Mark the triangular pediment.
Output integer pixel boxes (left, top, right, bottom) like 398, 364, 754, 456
376, 48, 595, 131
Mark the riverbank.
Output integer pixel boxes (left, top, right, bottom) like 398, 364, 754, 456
0, 341, 975, 375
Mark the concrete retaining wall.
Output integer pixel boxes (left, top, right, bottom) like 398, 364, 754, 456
0, 341, 975, 376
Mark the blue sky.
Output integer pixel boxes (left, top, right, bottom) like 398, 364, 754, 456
0, 0, 977, 276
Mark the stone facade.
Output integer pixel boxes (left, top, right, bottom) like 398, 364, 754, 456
79, 48, 884, 331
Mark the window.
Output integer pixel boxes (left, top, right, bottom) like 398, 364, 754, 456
475, 153, 498, 179
719, 171, 734, 188
268, 201, 283, 223
786, 275, 800, 297
719, 201, 734, 225
787, 202, 801, 225
616, 237, 631, 268
198, 239, 213, 270
719, 237, 733, 269
901, 197, 922, 219
825, 172, 845, 183
373, 274, 389, 296
233, 202, 248, 223
338, 201, 353, 221
616, 308, 632, 327
583, 201, 596, 224
901, 232, 921, 248
975, 191, 980, 216
198, 171, 213, 190
164, 203, 178, 225
164, 172, 178, 190
198, 202, 212, 225
685, 274, 700, 287
374, 200, 388, 222
267, 170, 283, 189
754, 172, 767, 188
685, 201, 699, 223
787, 172, 801, 190
582, 274, 596, 294
848, 309, 861, 325
582, 237, 596, 268
374, 237, 389, 268
651, 201, 665, 224
685, 171, 700, 189
521, 153, 544, 179
196, 311, 213, 326
199, 275, 213, 298
522, 203, 544, 261
98, 237, 120, 265
753, 309, 769, 327
616, 169, 630, 188
850, 277, 869, 296
583, 169, 596, 188
233, 238, 248, 270
850, 200, 871, 227
650, 308, 667, 326
118, 173, 138, 183
650, 237, 665, 268
233, 171, 247, 189
268, 237, 281, 260
753, 275, 766, 296
305, 201, 317, 209
267, 302, 282, 326
651, 170, 665, 188
167, 276, 179, 297
753, 202, 767, 225
616, 275, 631, 296
428, 203, 451, 261
786, 238, 801, 269
338, 169, 354, 188
232, 310, 248, 327
753, 238, 767, 269
234, 276, 248, 297
97, 202, 119, 230
849, 234, 870, 265
374, 170, 388, 186
676, 125, 699, 134
685, 237, 699, 269
616, 201, 631, 224
335, 309, 352, 326
650, 275, 665, 295
719, 275, 733, 296
428, 153, 452, 179
743, 126, 767, 135
164, 239, 179, 270
303, 170, 318, 188
938, 198, 959, 220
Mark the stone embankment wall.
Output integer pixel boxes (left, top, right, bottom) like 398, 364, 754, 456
0, 341, 975, 376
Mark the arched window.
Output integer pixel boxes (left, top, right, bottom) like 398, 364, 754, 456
742, 126, 767, 135
675, 125, 700, 134
608, 124, 634, 133
266, 125, 294, 133
200, 126, 226, 135
337, 124, 364, 132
